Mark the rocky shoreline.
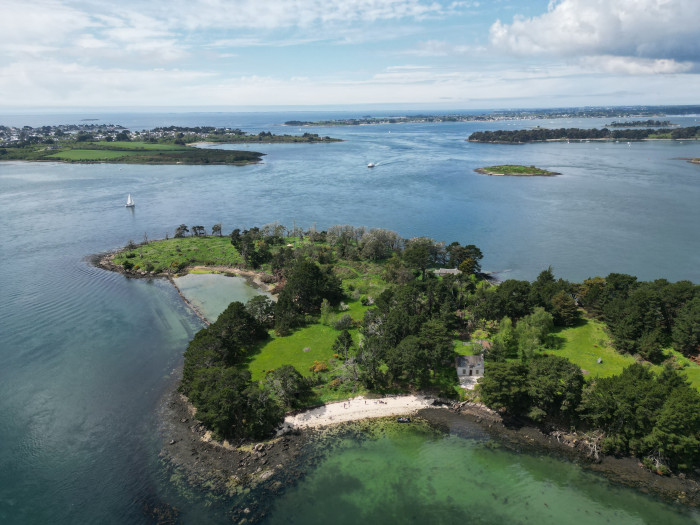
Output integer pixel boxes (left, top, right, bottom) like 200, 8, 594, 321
157, 380, 699, 523
93, 249, 699, 514
442, 404, 700, 508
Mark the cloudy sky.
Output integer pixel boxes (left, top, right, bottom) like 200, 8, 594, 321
1, 0, 698, 109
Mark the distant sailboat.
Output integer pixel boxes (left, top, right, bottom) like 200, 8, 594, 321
125, 194, 135, 207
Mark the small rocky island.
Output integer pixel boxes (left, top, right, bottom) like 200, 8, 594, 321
475, 164, 560, 176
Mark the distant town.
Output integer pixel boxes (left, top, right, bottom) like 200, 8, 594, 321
285, 105, 700, 127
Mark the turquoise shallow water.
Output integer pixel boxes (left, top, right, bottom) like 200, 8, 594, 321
173, 274, 271, 322
266, 428, 698, 525
0, 110, 698, 523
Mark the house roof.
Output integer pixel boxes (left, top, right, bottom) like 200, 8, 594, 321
455, 354, 484, 367
433, 268, 460, 276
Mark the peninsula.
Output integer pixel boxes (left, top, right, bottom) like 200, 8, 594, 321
96, 222, 700, 509
468, 125, 700, 144
0, 124, 340, 165
475, 165, 560, 176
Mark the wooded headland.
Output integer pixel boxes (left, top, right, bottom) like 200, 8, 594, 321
101, 222, 700, 478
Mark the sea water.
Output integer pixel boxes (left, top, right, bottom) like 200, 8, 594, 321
173, 274, 271, 322
265, 429, 697, 525
0, 110, 698, 523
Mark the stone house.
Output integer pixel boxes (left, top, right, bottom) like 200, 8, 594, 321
455, 354, 484, 379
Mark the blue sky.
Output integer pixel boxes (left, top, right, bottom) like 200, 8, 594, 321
1, 0, 698, 109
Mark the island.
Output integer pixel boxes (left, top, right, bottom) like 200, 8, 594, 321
95, 220, 700, 511
467, 125, 700, 144
475, 164, 560, 176
606, 120, 674, 127
0, 124, 340, 165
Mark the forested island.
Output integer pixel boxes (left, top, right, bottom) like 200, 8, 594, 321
468, 125, 700, 144
0, 124, 339, 165
285, 105, 700, 127
102, 223, 700, 481
475, 165, 560, 176
606, 120, 674, 127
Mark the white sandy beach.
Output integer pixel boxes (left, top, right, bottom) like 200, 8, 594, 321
277, 395, 435, 434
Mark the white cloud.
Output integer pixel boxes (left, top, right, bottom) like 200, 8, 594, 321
164, 0, 446, 30
580, 55, 694, 75
0, 0, 94, 53
0, 60, 213, 105
402, 40, 484, 57
490, 0, 700, 70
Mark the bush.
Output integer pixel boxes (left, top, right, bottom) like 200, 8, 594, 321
333, 314, 354, 331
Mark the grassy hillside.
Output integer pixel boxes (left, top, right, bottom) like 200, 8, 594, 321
541, 317, 700, 390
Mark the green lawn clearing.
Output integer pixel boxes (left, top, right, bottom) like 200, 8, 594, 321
248, 323, 349, 381
542, 318, 637, 379
48, 149, 138, 161
112, 236, 242, 273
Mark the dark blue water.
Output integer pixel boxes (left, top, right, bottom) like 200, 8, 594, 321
0, 111, 698, 523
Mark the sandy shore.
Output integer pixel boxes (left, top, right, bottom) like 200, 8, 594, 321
189, 265, 277, 293
277, 395, 435, 434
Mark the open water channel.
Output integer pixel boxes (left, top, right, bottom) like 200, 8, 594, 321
0, 110, 698, 523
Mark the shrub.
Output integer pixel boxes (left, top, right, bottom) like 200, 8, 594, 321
333, 314, 354, 331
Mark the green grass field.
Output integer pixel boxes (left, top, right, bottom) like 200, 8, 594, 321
248, 296, 367, 381
541, 317, 700, 390
112, 236, 242, 273
542, 318, 637, 378
106, 141, 184, 150
248, 324, 344, 381
48, 149, 138, 161
8, 140, 263, 165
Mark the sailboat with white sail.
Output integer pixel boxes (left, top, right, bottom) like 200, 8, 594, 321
125, 194, 135, 207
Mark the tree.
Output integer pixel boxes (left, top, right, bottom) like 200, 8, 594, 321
418, 318, 455, 376
274, 260, 343, 331
479, 361, 529, 413
458, 258, 477, 276
245, 295, 275, 328
359, 228, 402, 261
208, 301, 268, 365
551, 290, 579, 327
403, 238, 434, 280
187, 366, 283, 440
515, 307, 553, 360
264, 365, 310, 408
174, 224, 189, 238
187, 366, 252, 438
191, 225, 206, 236
526, 355, 584, 422
212, 223, 222, 236
644, 385, 700, 469
490, 317, 518, 360
385, 335, 423, 384
356, 336, 386, 388
672, 297, 700, 357
580, 364, 666, 456
332, 330, 355, 360
496, 280, 532, 320
448, 243, 483, 272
